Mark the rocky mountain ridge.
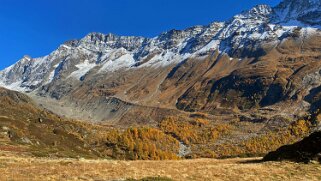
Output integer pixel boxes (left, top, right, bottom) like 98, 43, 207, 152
1, 0, 321, 92
1, 0, 321, 125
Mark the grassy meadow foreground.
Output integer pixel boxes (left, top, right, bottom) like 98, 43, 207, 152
0, 151, 320, 181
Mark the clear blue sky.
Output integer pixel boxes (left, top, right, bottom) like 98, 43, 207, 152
0, 0, 281, 70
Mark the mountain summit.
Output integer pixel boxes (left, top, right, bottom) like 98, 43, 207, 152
0, 0, 321, 125
272, 0, 321, 26
1, 0, 320, 92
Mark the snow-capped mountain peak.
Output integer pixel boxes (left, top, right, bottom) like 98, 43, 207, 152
272, 0, 321, 27
237, 4, 272, 19
1, 0, 321, 92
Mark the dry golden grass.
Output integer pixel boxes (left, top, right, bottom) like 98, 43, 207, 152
0, 151, 320, 181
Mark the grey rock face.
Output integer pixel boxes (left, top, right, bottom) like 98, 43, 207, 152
80, 32, 147, 51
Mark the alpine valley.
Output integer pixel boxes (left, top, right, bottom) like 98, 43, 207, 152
1, 0, 321, 167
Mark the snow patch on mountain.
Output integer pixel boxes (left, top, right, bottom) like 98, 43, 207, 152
46, 63, 60, 84
68, 60, 97, 79
99, 53, 135, 72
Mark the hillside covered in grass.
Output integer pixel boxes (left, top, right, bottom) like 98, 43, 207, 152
1, 87, 319, 160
